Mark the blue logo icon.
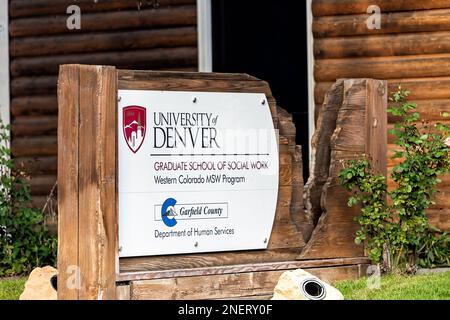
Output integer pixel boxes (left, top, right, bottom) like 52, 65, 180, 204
161, 198, 177, 227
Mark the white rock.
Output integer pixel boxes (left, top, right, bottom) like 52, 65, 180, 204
19, 266, 58, 300
272, 269, 344, 300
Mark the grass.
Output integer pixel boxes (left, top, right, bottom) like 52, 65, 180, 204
2, 271, 450, 300
0, 277, 26, 300
334, 271, 450, 300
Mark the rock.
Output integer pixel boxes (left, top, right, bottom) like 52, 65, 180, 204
19, 266, 58, 300
272, 269, 344, 300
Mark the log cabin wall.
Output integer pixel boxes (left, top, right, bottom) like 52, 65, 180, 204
8, 0, 198, 215
312, 0, 450, 232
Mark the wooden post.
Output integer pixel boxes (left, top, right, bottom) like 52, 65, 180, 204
58, 65, 117, 300
57, 66, 373, 300
365, 79, 388, 177
301, 78, 387, 259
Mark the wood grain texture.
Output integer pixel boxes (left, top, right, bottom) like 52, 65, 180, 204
57, 65, 79, 300
12, 115, 57, 137
29, 175, 57, 196
10, 0, 196, 18
312, 0, 450, 16
313, 9, 450, 38
12, 136, 57, 157
301, 79, 387, 259
10, 76, 57, 96
118, 257, 370, 282
304, 80, 344, 233
57, 65, 117, 300
120, 248, 302, 274
116, 285, 131, 301
14, 156, 57, 175
365, 79, 388, 176
129, 264, 365, 300
290, 145, 310, 243
11, 47, 198, 77
11, 96, 57, 116
316, 78, 450, 105
315, 31, 450, 59
11, 27, 197, 57
315, 54, 450, 82
10, 5, 197, 37
78, 65, 117, 300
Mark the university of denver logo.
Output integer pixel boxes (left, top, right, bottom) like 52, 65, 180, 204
123, 106, 146, 153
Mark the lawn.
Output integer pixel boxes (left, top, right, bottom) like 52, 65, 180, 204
0, 277, 26, 300
334, 271, 450, 300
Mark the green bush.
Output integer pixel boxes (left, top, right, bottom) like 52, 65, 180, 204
0, 120, 57, 276
339, 88, 450, 273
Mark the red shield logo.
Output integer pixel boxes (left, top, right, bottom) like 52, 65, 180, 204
123, 106, 147, 153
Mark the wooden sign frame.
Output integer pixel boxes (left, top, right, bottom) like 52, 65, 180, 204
57, 65, 375, 300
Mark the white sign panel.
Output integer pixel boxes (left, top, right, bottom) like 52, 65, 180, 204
118, 90, 279, 257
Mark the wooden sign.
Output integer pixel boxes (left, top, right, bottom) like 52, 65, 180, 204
57, 65, 382, 300
118, 89, 279, 257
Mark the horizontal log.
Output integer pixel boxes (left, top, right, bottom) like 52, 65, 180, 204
29, 175, 57, 196
387, 180, 450, 212
118, 69, 261, 82
11, 47, 198, 77
118, 257, 369, 282
427, 209, 450, 230
315, 31, 450, 59
312, 0, 450, 17
11, 26, 197, 57
388, 120, 450, 144
159, 66, 198, 72
387, 100, 450, 123
12, 136, 57, 157
14, 156, 57, 175
10, 76, 57, 96
120, 248, 303, 273
10, 5, 196, 37
11, 116, 58, 137
388, 148, 450, 170
119, 79, 271, 94
9, 0, 196, 18
387, 77, 450, 100
130, 265, 362, 300
31, 196, 48, 210
315, 78, 450, 104
315, 54, 450, 82
11, 96, 58, 116
313, 9, 450, 38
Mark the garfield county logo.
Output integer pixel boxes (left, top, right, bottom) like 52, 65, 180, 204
123, 106, 146, 153
161, 198, 178, 227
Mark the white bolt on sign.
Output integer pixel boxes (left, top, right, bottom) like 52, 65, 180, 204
66, 5, 81, 30
366, 5, 381, 30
